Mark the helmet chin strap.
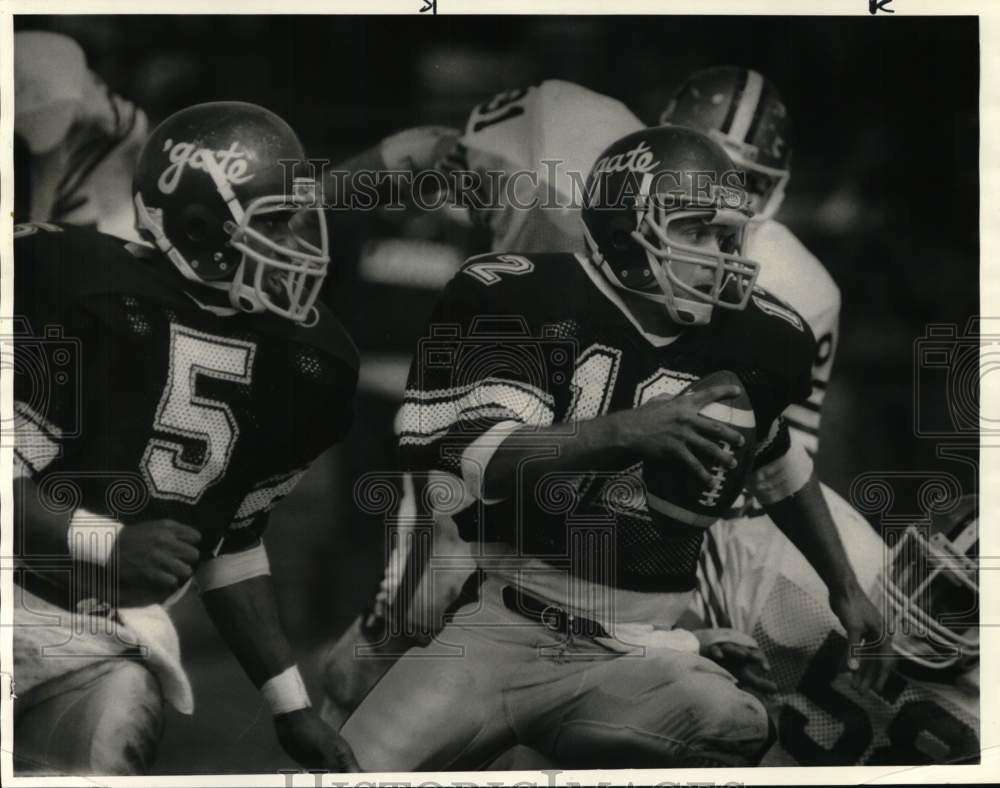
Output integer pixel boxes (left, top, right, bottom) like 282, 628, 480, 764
594, 254, 710, 326
643, 246, 713, 326
584, 225, 712, 326
227, 259, 267, 314
188, 146, 268, 314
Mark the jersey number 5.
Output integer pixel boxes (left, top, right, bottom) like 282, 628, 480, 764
141, 325, 256, 503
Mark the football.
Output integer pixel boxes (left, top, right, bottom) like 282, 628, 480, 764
643, 370, 757, 529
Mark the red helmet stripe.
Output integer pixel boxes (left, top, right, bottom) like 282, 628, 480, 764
727, 69, 764, 143
718, 69, 746, 135
745, 77, 777, 150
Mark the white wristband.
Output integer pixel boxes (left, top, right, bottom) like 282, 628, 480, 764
750, 441, 814, 505
67, 508, 124, 566
195, 543, 271, 593
261, 665, 311, 716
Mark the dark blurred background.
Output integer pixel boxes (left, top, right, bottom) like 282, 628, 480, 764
15, 14, 980, 773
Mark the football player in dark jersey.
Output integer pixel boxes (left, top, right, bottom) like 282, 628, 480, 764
336, 125, 886, 771
12, 102, 359, 774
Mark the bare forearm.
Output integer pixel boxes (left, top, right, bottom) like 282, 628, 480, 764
482, 412, 635, 501
201, 574, 294, 688
14, 475, 73, 558
765, 473, 861, 597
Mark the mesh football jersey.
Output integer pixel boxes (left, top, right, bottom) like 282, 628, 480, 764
690, 485, 979, 765
450, 80, 644, 253
14, 223, 358, 558
396, 251, 814, 598
449, 84, 834, 451
746, 220, 841, 454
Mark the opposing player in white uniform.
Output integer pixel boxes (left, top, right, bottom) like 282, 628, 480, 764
684, 494, 979, 765
662, 66, 978, 765
441, 80, 644, 253
14, 31, 148, 241
659, 66, 839, 455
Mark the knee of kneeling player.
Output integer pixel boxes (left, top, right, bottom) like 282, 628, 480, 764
671, 672, 769, 755
78, 663, 165, 774
17, 661, 164, 776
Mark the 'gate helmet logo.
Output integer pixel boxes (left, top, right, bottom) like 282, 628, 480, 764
582, 126, 761, 327
591, 140, 660, 177
157, 140, 255, 195
133, 101, 329, 324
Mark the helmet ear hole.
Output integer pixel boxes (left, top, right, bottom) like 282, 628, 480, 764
186, 215, 208, 242
180, 205, 217, 242
611, 228, 632, 251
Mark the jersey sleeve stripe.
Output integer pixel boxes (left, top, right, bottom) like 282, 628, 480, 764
399, 406, 535, 447
704, 531, 726, 584
796, 399, 823, 415
402, 377, 554, 405
13, 401, 63, 473
807, 388, 826, 406
789, 429, 819, 456
397, 382, 555, 442
701, 534, 733, 629
231, 466, 309, 524
784, 407, 820, 432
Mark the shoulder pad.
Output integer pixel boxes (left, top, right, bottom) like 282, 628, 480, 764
748, 287, 808, 334
453, 252, 587, 299
466, 86, 535, 136
16, 223, 184, 306
267, 305, 360, 374
15, 223, 360, 373
432, 253, 589, 340
459, 252, 541, 286
715, 287, 817, 402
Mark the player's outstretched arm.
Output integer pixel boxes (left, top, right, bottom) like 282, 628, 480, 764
321, 126, 460, 211
763, 472, 892, 694
481, 385, 746, 501
199, 560, 359, 772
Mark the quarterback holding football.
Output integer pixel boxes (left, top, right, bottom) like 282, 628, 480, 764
320, 71, 859, 738
336, 125, 885, 770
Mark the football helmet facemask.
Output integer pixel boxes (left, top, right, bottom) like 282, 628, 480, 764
581, 125, 760, 327
660, 66, 792, 221
133, 101, 328, 324
883, 494, 979, 670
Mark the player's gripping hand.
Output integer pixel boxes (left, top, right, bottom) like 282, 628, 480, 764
275, 708, 360, 772
829, 583, 894, 695
379, 125, 461, 172
112, 520, 201, 607
695, 628, 778, 695
612, 386, 746, 484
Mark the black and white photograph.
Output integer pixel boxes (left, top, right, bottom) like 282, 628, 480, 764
1, 2, 992, 783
